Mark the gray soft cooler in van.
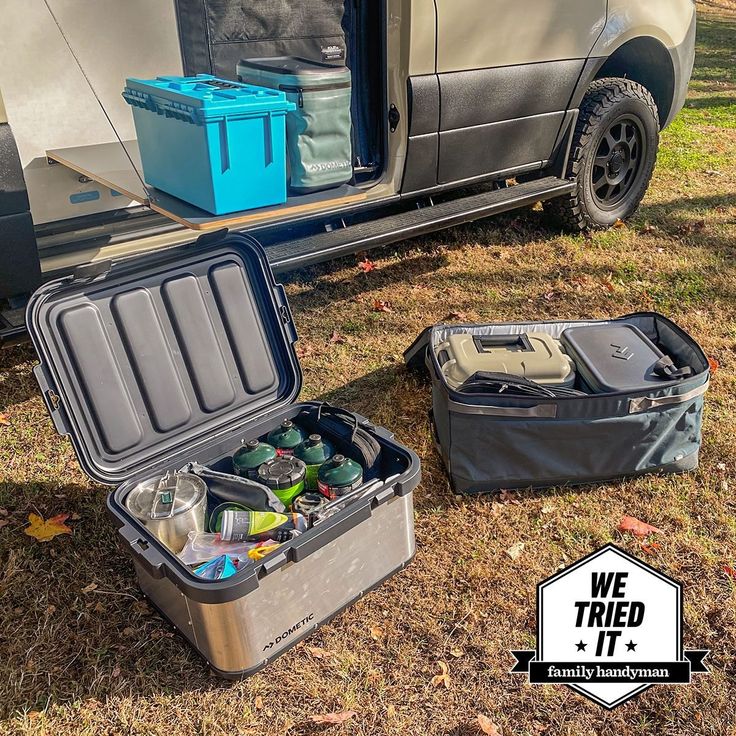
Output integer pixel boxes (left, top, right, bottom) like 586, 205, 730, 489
237, 57, 353, 192
27, 233, 419, 677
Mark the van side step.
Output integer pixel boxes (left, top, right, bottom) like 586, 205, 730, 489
266, 176, 574, 272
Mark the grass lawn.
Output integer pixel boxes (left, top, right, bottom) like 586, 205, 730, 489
1, 7, 734, 735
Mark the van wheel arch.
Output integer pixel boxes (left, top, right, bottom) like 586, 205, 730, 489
593, 37, 676, 128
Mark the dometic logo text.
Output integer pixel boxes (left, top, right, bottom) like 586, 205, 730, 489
262, 613, 315, 651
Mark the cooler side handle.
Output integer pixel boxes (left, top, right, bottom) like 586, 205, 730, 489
117, 523, 168, 580
33, 364, 70, 435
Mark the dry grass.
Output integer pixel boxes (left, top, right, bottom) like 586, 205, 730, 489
1, 9, 735, 736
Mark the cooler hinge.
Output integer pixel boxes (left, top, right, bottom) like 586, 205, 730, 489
71, 259, 112, 283
279, 305, 290, 324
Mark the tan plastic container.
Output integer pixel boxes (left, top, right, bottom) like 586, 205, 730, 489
436, 332, 576, 390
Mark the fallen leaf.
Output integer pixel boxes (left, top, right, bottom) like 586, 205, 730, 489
122, 627, 135, 637
506, 542, 525, 561
306, 646, 333, 660
640, 223, 658, 234
445, 311, 468, 322
24, 513, 72, 543
723, 565, 736, 581
478, 715, 501, 736
0, 413, 10, 426
431, 660, 451, 689
373, 299, 393, 313
613, 219, 626, 229
46, 605, 56, 615
641, 542, 662, 555
498, 489, 516, 504
450, 646, 465, 658
0, 508, 8, 516
0, 519, 9, 530
309, 711, 357, 725
254, 695, 264, 710
81, 582, 98, 593
541, 503, 555, 515
618, 515, 663, 538
387, 704, 396, 718
600, 279, 616, 293
369, 626, 385, 641
111, 665, 121, 678
708, 357, 719, 374
358, 258, 376, 273
329, 330, 346, 345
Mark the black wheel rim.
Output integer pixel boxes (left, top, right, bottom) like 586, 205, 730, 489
591, 115, 647, 210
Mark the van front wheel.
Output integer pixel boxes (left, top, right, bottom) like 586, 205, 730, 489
545, 78, 659, 231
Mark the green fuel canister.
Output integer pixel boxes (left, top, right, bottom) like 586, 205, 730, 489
317, 454, 363, 500
257, 456, 307, 506
294, 434, 334, 490
233, 439, 277, 480
266, 420, 306, 456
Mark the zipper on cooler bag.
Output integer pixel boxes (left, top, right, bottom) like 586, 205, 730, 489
279, 83, 353, 108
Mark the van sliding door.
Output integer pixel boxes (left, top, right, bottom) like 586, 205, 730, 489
434, 0, 607, 184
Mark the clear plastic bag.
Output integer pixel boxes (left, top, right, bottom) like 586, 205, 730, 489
178, 531, 280, 567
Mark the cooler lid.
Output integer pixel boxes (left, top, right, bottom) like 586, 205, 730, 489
123, 75, 293, 119
561, 324, 665, 393
27, 233, 302, 485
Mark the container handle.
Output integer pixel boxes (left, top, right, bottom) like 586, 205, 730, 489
263, 112, 273, 167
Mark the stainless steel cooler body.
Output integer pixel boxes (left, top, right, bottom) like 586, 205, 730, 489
133, 491, 414, 675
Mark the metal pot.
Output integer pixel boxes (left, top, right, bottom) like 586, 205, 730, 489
125, 471, 208, 553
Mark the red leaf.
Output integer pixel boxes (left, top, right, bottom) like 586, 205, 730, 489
708, 357, 719, 374
641, 542, 662, 555
329, 330, 346, 345
601, 279, 616, 293
358, 258, 376, 273
373, 300, 393, 313
309, 710, 357, 725
618, 515, 663, 538
0, 413, 9, 426
723, 565, 736, 581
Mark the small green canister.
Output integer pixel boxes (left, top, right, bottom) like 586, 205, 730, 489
257, 456, 307, 506
233, 439, 277, 480
317, 454, 363, 500
294, 434, 334, 490
266, 420, 306, 456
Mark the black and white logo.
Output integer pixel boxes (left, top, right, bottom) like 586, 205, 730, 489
511, 544, 709, 709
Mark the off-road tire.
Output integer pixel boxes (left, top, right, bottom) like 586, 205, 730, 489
545, 78, 660, 231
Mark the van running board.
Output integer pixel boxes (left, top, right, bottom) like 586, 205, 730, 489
266, 176, 574, 273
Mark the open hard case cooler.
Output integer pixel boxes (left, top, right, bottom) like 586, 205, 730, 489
27, 232, 420, 677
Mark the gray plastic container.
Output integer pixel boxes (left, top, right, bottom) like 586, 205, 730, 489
27, 233, 420, 678
237, 57, 353, 193
561, 324, 669, 393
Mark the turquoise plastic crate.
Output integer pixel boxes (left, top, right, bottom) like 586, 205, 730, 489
123, 75, 295, 215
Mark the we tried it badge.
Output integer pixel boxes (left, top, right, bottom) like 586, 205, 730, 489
511, 544, 709, 709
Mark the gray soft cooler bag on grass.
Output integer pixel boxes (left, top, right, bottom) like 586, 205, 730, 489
238, 57, 353, 193
405, 314, 709, 493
